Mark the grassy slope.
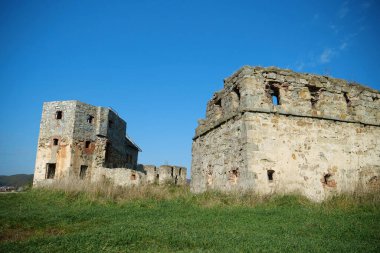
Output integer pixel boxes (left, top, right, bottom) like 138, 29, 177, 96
0, 189, 379, 253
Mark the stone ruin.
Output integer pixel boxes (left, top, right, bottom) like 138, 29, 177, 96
33, 100, 187, 187
191, 66, 380, 201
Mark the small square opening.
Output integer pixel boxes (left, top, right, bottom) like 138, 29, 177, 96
85, 141, 91, 149
53, 138, 59, 146
56, 111, 63, 119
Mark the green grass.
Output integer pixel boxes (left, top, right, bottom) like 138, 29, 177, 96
0, 187, 379, 252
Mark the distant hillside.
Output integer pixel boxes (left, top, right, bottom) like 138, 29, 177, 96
0, 174, 33, 187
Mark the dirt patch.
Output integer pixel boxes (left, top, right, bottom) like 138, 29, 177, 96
0, 227, 66, 242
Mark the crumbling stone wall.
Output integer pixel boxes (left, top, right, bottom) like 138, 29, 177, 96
191, 66, 380, 201
92, 164, 187, 187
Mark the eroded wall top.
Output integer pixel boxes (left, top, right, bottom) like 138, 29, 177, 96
195, 66, 380, 138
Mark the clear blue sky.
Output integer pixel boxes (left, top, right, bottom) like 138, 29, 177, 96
0, 0, 379, 175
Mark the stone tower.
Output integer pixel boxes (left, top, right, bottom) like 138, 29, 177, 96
191, 66, 380, 201
33, 100, 141, 186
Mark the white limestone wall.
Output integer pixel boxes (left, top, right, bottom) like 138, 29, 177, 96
244, 112, 380, 201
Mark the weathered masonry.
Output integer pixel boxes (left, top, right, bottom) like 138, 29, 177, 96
33, 101, 187, 187
191, 66, 380, 201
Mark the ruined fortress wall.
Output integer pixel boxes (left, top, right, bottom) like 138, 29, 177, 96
91, 167, 145, 187
191, 115, 253, 193
158, 166, 187, 185
191, 66, 380, 201
91, 165, 187, 187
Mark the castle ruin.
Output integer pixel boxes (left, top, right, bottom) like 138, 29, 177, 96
191, 66, 380, 201
33, 100, 187, 187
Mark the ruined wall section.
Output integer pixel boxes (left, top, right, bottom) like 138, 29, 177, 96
244, 112, 380, 201
104, 110, 139, 169
158, 165, 187, 185
196, 66, 379, 138
92, 165, 187, 188
191, 115, 255, 193
71, 102, 99, 179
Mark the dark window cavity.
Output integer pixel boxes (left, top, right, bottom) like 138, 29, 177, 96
171, 167, 174, 177
85, 141, 91, 149
105, 142, 111, 163
267, 83, 281, 105
56, 111, 63, 119
108, 120, 113, 128
87, 115, 94, 124
307, 86, 322, 108
46, 163, 56, 179
80, 165, 88, 179
214, 99, 222, 108
343, 92, 351, 106
233, 86, 241, 100
267, 170, 275, 181
53, 138, 59, 146
323, 173, 332, 184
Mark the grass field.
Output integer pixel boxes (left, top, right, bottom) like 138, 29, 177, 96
0, 185, 379, 252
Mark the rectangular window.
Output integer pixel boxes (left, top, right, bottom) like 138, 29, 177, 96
53, 138, 59, 146
85, 141, 91, 149
87, 115, 94, 124
268, 84, 280, 105
80, 165, 88, 179
267, 170, 275, 182
46, 163, 56, 179
105, 142, 111, 163
56, 111, 63, 119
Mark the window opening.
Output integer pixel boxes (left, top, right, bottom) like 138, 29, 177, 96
229, 169, 239, 184
267, 83, 281, 105
53, 138, 59, 146
171, 167, 174, 177
307, 86, 322, 108
343, 92, 351, 106
105, 142, 111, 163
232, 86, 241, 100
46, 163, 56, 179
108, 120, 113, 128
56, 111, 63, 119
267, 170, 275, 181
323, 173, 333, 185
85, 141, 91, 149
80, 165, 88, 179
87, 115, 94, 124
